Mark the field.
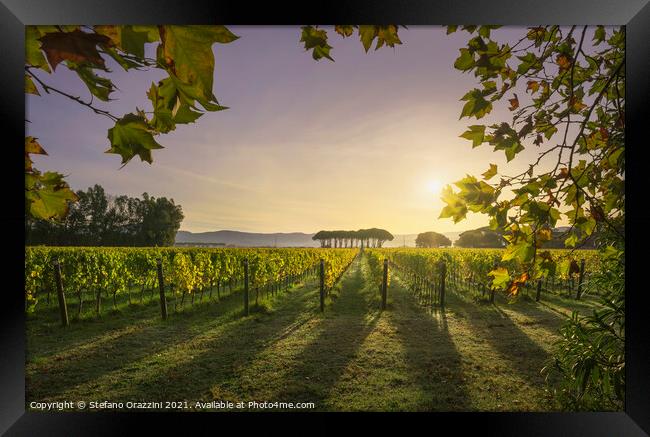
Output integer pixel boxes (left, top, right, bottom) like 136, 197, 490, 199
25, 247, 604, 411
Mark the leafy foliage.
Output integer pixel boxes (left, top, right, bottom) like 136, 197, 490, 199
300, 26, 334, 61
455, 227, 506, 249
106, 113, 164, 164
443, 25, 625, 410
441, 25, 624, 288
25, 25, 239, 220
26, 184, 184, 247
25, 247, 357, 314
312, 228, 394, 248
25, 137, 78, 221
542, 237, 624, 410
301, 25, 403, 61
25, 24, 404, 222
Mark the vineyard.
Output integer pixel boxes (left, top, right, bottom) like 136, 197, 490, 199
25, 247, 357, 320
367, 248, 603, 308
25, 246, 606, 411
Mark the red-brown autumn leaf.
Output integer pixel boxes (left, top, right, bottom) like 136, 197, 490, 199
558, 167, 570, 179
39, 30, 111, 71
556, 53, 572, 71
25, 136, 47, 156
508, 93, 519, 111
507, 272, 529, 296
25, 136, 47, 172
569, 96, 588, 112
528, 27, 545, 40
590, 204, 605, 222
546, 189, 559, 206
526, 80, 539, 93
599, 127, 609, 140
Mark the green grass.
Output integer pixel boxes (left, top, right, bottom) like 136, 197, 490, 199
26, 255, 602, 411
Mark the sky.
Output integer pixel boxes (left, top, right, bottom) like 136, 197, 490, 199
27, 25, 567, 235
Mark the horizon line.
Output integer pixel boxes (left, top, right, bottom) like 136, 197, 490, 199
178, 228, 472, 235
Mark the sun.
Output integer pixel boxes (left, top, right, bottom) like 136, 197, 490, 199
426, 180, 443, 194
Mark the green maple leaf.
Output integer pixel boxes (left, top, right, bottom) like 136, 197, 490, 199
25, 136, 47, 155
439, 185, 468, 223
120, 26, 155, 58
516, 52, 538, 74
26, 26, 51, 72
300, 26, 334, 61
375, 25, 402, 49
593, 26, 606, 45
454, 175, 495, 211
95, 25, 158, 60
358, 25, 402, 52
460, 125, 486, 147
131, 25, 161, 43
106, 113, 164, 164
358, 25, 378, 52
67, 61, 114, 101
564, 232, 580, 248
489, 267, 510, 290
334, 25, 354, 38
502, 240, 535, 263
482, 163, 498, 180
25, 136, 47, 172
26, 171, 78, 220
454, 48, 474, 71
159, 25, 239, 109
460, 89, 493, 119
147, 78, 206, 133
25, 74, 40, 95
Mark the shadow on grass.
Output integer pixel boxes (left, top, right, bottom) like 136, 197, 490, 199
25, 280, 310, 403
388, 275, 472, 411
109, 280, 324, 403
475, 287, 602, 339
446, 288, 552, 387
265, 257, 380, 408
27, 284, 244, 359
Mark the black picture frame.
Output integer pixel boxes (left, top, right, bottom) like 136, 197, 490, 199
2, 0, 648, 434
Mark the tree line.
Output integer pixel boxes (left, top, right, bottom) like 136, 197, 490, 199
415, 231, 452, 248
26, 184, 184, 247
312, 228, 394, 248
453, 226, 598, 249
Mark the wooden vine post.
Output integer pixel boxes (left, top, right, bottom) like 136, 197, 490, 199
243, 258, 250, 316
319, 259, 325, 312
576, 259, 586, 300
156, 259, 168, 320
53, 259, 69, 327
439, 260, 446, 308
489, 261, 497, 304
381, 258, 388, 310
536, 279, 542, 302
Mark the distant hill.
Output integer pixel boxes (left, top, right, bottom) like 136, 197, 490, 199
176, 227, 595, 249
175, 230, 319, 247
176, 230, 463, 248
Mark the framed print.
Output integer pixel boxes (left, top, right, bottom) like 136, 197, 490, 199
2, 0, 649, 434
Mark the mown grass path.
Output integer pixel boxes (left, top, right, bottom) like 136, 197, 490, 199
26, 254, 600, 411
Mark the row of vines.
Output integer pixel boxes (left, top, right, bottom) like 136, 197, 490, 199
367, 248, 604, 303
25, 247, 358, 316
